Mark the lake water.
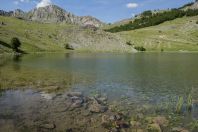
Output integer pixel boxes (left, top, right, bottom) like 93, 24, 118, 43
0, 53, 198, 131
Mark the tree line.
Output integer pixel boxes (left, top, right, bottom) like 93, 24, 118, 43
106, 8, 198, 33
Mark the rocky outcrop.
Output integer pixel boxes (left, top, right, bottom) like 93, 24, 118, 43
12, 9, 26, 19
181, 1, 198, 10
79, 16, 104, 27
27, 5, 76, 23
189, 1, 198, 9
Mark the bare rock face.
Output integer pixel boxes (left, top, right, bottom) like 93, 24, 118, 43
12, 9, 25, 18
79, 16, 104, 27
27, 5, 75, 23
26, 5, 104, 27
183, 1, 198, 10
190, 1, 198, 9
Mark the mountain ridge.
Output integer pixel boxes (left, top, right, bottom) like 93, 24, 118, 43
0, 5, 104, 27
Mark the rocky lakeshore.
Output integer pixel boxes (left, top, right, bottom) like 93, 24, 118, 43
0, 53, 198, 132
0, 90, 197, 132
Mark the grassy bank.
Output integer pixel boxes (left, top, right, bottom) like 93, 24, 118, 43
117, 16, 198, 51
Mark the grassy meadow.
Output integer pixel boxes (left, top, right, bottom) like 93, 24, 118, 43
117, 16, 198, 51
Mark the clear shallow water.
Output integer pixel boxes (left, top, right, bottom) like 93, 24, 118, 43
0, 53, 198, 131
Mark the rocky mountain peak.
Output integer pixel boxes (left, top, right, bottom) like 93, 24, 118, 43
27, 5, 72, 23
12, 9, 25, 18
26, 4, 104, 27
0, 4, 104, 27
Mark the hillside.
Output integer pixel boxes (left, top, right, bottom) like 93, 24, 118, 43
118, 16, 198, 51
0, 16, 134, 53
106, 1, 198, 33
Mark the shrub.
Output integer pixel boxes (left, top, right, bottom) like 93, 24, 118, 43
196, 21, 198, 24
48, 35, 52, 38
142, 10, 152, 17
11, 37, 21, 52
126, 41, 133, 46
134, 46, 146, 51
65, 43, 74, 50
0, 21, 5, 25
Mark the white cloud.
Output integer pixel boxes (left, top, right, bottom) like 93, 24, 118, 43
36, 0, 52, 8
126, 3, 138, 9
19, 0, 31, 3
14, 0, 31, 5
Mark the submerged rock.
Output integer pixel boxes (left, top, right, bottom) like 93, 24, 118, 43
115, 120, 130, 129
88, 98, 108, 113
67, 92, 82, 97
152, 116, 169, 127
70, 96, 84, 108
97, 96, 108, 104
89, 100, 107, 113
109, 115, 117, 121
136, 113, 144, 120
130, 120, 141, 128
102, 115, 110, 123
172, 127, 189, 132
111, 128, 119, 132
65, 92, 84, 108
109, 114, 122, 121
136, 129, 144, 132
66, 128, 73, 132
115, 114, 122, 120
146, 116, 169, 128
40, 123, 56, 129
65, 92, 109, 113
147, 123, 161, 132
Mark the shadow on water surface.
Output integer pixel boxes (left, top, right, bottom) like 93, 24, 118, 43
12, 55, 22, 71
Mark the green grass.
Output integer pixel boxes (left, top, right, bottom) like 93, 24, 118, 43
117, 16, 198, 51
0, 16, 132, 53
176, 96, 184, 113
0, 16, 74, 53
1, 15, 198, 52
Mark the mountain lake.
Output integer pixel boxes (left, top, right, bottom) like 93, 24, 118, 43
0, 53, 198, 132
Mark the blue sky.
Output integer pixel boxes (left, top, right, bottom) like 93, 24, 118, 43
0, 0, 194, 23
